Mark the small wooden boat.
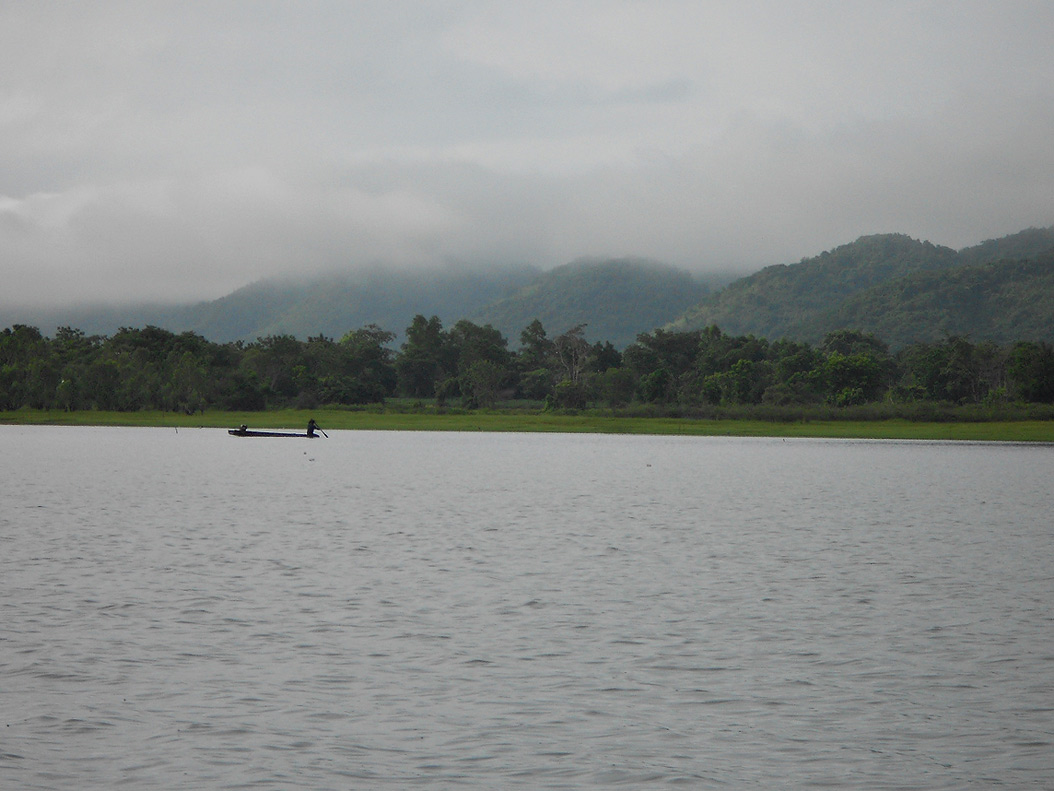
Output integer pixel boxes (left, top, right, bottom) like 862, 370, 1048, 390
228, 427, 318, 438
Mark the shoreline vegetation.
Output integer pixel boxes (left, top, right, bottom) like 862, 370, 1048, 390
4, 320, 1054, 444
3, 405, 1053, 442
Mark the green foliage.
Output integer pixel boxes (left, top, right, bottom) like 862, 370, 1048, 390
460, 359, 506, 408
397, 315, 451, 398
552, 379, 589, 410
594, 367, 636, 407
799, 253, 1054, 347
12, 228, 1054, 361
669, 227, 1054, 347
518, 319, 554, 369
639, 368, 674, 403
1007, 341, 1054, 403
4, 306, 1054, 417
956, 226, 1054, 266
669, 234, 961, 339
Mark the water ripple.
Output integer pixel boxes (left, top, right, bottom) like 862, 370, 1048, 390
2, 427, 1053, 789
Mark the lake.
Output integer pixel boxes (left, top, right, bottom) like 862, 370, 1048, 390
2, 426, 1052, 789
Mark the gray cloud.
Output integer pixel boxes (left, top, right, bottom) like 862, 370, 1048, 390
2, 1, 1053, 307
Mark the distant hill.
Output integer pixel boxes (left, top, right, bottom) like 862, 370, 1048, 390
667, 227, 1054, 345
470, 257, 712, 348
956, 226, 1054, 266
6, 225, 1052, 348
181, 267, 540, 342
667, 234, 961, 338
793, 252, 1054, 347
4, 266, 540, 344
1, 258, 711, 348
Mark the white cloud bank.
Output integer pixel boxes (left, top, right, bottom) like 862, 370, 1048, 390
1, 1, 1052, 306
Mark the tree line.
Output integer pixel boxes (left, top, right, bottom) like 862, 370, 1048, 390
2, 318, 1053, 414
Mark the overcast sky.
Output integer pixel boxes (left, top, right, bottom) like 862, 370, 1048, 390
2, 1, 1053, 306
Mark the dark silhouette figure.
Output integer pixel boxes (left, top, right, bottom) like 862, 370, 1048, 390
307, 418, 319, 437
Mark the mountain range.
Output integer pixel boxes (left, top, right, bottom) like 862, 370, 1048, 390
667, 226, 1054, 346
5, 225, 1053, 349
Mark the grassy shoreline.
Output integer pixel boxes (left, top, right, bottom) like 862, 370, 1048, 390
3, 408, 1054, 442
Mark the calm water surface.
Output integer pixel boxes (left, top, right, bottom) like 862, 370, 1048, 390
1, 426, 1052, 789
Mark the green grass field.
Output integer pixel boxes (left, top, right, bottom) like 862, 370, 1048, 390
3, 408, 1053, 442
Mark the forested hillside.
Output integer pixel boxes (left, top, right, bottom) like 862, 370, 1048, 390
668, 227, 1054, 345
2, 267, 540, 344
794, 253, 1054, 347
184, 267, 539, 342
956, 226, 1054, 266
470, 257, 711, 348
667, 234, 962, 338
5, 226, 1052, 349
2, 258, 712, 348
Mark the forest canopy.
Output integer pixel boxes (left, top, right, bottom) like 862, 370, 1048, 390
3, 318, 1054, 416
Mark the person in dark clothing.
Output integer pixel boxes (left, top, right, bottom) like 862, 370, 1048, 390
307, 418, 319, 437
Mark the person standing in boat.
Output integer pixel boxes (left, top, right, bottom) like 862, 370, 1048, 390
307, 418, 319, 437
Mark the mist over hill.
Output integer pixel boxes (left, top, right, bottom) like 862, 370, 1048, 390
181, 267, 542, 343
3, 267, 541, 344
4, 259, 714, 348
470, 257, 712, 348
4, 225, 1052, 349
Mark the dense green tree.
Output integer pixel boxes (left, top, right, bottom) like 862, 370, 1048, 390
397, 315, 451, 398
3, 317, 1054, 416
764, 340, 825, 404
552, 378, 589, 409
83, 358, 122, 411
623, 328, 701, 381
590, 341, 622, 372
818, 330, 894, 405
819, 329, 890, 358
0, 325, 46, 409
168, 351, 208, 414
639, 367, 674, 403
337, 325, 398, 404
518, 319, 555, 369
460, 359, 506, 408
514, 319, 556, 400
216, 369, 266, 411
448, 320, 509, 368
701, 358, 775, 405
895, 336, 1006, 404
1007, 341, 1054, 403
446, 320, 511, 405
822, 352, 883, 406
594, 366, 636, 407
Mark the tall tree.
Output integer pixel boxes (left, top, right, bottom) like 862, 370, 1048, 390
397, 315, 450, 398
553, 324, 591, 385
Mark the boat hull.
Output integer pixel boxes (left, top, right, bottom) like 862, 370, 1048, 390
228, 429, 318, 438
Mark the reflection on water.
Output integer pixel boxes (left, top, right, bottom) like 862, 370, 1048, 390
2, 427, 1052, 789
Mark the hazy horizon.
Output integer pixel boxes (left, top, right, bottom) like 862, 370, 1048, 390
2, 225, 1047, 314
3, 2, 1053, 308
